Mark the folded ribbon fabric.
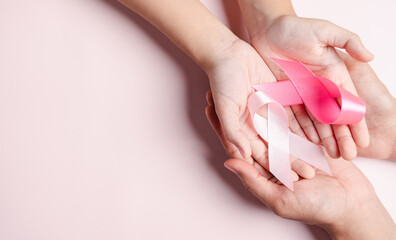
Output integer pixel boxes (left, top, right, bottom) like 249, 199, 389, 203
248, 58, 366, 191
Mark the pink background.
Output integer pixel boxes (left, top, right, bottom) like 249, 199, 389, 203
0, 0, 395, 239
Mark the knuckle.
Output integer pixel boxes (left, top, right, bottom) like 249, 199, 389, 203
293, 109, 306, 120
320, 134, 335, 143
226, 146, 240, 158
335, 134, 352, 143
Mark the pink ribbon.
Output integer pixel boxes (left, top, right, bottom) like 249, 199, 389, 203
248, 58, 366, 191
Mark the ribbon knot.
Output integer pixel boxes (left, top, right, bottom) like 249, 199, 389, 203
248, 58, 366, 191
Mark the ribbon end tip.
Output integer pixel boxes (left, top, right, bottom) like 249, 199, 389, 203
283, 181, 294, 192
286, 185, 294, 192
322, 164, 332, 176
322, 167, 332, 176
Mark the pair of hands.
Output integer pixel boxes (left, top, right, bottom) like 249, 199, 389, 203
116, 0, 396, 237
206, 52, 396, 239
204, 6, 396, 238
206, 14, 375, 180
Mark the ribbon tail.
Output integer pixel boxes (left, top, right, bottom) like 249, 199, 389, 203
249, 92, 294, 191
253, 114, 294, 191
289, 133, 332, 175
268, 103, 294, 191
249, 92, 332, 191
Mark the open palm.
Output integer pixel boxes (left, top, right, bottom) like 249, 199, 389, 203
206, 39, 316, 179
341, 52, 396, 160
206, 96, 376, 223
225, 156, 375, 226
249, 16, 373, 160
206, 96, 394, 236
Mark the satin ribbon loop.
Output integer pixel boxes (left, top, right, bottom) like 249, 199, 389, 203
254, 58, 366, 124
248, 58, 365, 191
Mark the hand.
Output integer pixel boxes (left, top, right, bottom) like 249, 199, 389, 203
340, 52, 396, 160
206, 99, 396, 239
238, 2, 373, 160
250, 15, 372, 160
117, 0, 318, 179
205, 38, 316, 179
224, 157, 396, 240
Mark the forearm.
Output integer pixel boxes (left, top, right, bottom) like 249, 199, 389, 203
390, 97, 396, 161
323, 198, 396, 240
237, 0, 296, 35
117, 0, 238, 71
390, 126, 396, 161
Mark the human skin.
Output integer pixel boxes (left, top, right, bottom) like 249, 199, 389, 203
116, 0, 376, 178
206, 102, 396, 239
205, 55, 396, 240
339, 52, 396, 160
117, 0, 318, 179
224, 157, 396, 240
237, 0, 374, 160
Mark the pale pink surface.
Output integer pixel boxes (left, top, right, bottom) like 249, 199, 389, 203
0, 0, 395, 239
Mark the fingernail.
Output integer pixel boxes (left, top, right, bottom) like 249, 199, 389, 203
364, 47, 375, 59
224, 164, 237, 175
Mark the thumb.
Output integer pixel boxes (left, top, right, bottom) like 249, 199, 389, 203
215, 103, 251, 159
318, 21, 374, 62
224, 158, 283, 207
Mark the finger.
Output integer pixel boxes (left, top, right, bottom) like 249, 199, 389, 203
318, 20, 374, 62
332, 124, 357, 160
206, 90, 214, 106
252, 159, 273, 180
327, 59, 369, 149
292, 171, 299, 182
250, 136, 269, 170
290, 105, 321, 144
307, 111, 340, 158
224, 158, 284, 207
350, 118, 370, 148
249, 134, 307, 181
269, 175, 279, 183
215, 100, 252, 159
291, 158, 315, 179
314, 50, 370, 151
240, 107, 272, 174
283, 107, 318, 179
284, 107, 307, 139
255, 104, 317, 179
337, 52, 371, 149
206, 103, 272, 177
205, 105, 243, 159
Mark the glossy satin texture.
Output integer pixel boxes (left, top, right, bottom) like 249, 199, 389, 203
248, 58, 366, 190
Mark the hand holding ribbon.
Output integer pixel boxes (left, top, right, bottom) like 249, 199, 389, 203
249, 58, 366, 190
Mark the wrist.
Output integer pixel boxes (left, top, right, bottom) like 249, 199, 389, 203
117, 0, 240, 76
390, 101, 396, 161
237, 0, 296, 37
196, 25, 240, 73
322, 197, 396, 240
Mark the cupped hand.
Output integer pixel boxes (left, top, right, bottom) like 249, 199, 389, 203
248, 15, 373, 160
205, 38, 317, 179
340, 52, 396, 160
206, 100, 396, 238
224, 156, 396, 239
